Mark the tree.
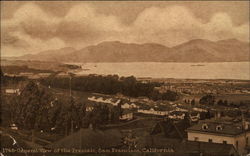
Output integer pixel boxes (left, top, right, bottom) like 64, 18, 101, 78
205, 110, 212, 119
15, 81, 52, 130
224, 100, 228, 106
191, 99, 196, 105
217, 99, 224, 106
199, 95, 215, 106
83, 104, 110, 128
162, 90, 179, 101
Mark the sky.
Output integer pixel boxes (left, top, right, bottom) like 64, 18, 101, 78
1, 1, 249, 57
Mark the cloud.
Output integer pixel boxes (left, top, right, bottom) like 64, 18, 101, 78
129, 6, 249, 45
1, 3, 249, 56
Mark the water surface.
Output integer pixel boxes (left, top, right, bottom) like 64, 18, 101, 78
74, 62, 250, 80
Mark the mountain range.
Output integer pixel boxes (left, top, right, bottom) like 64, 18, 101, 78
18, 39, 249, 62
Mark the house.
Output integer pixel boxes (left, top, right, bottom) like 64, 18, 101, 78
137, 108, 168, 116
168, 111, 186, 120
174, 107, 188, 112
131, 103, 138, 108
19, 72, 33, 76
87, 96, 120, 106
187, 116, 250, 155
193, 107, 207, 112
10, 124, 18, 130
38, 73, 51, 77
86, 106, 94, 112
5, 88, 20, 95
121, 103, 130, 109
121, 103, 138, 109
119, 112, 133, 121
189, 112, 200, 122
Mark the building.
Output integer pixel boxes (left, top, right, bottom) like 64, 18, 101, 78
187, 116, 250, 155
138, 108, 168, 116
87, 96, 120, 106
48, 127, 123, 149
86, 106, 94, 112
10, 123, 18, 130
189, 112, 200, 122
168, 111, 186, 120
120, 112, 133, 121
121, 103, 138, 109
5, 88, 20, 95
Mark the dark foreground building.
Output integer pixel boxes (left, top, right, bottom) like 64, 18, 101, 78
47, 126, 239, 156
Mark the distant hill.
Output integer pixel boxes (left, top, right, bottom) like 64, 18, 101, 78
19, 47, 76, 62
170, 39, 249, 62
17, 39, 249, 62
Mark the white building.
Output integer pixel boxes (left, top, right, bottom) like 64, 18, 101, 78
10, 123, 18, 130
189, 112, 200, 122
168, 111, 186, 120
121, 103, 138, 109
193, 107, 207, 112
5, 89, 20, 95
87, 96, 120, 106
138, 108, 168, 116
86, 106, 94, 112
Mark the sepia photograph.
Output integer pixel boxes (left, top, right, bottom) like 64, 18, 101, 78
0, 1, 249, 156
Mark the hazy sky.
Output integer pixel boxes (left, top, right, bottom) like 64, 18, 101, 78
1, 1, 249, 57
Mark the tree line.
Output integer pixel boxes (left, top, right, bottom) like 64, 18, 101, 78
40, 74, 179, 101
199, 94, 246, 107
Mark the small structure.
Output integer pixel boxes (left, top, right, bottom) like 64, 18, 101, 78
121, 103, 138, 109
120, 112, 133, 121
193, 107, 207, 112
86, 106, 94, 112
87, 96, 121, 106
5, 89, 20, 95
10, 123, 18, 130
189, 112, 200, 122
138, 108, 168, 116
168, 111, 186, 120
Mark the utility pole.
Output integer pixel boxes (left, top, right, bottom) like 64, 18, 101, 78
69, 75, 72, 97
80, 128, 82, 149
32, 129, 35, 143
71, 120, 74, 134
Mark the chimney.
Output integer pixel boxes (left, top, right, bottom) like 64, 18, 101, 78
215, 111, 221, 120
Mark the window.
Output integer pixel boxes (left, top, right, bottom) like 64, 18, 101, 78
202, 124, 208, 130
223, 141, 227, 144
194, 137, 199, 141
216, 125, 223, 131
208, 139, 213, 143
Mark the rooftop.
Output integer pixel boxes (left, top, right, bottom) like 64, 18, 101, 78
137, 137, 238, 156
187, 117, 249, 136
48, 128, 123, 149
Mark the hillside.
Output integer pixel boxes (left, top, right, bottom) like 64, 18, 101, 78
17, 39, 249, 62
170, 39, 249, 62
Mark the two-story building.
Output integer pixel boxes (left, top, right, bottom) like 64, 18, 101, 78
187, 116, 250, 155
